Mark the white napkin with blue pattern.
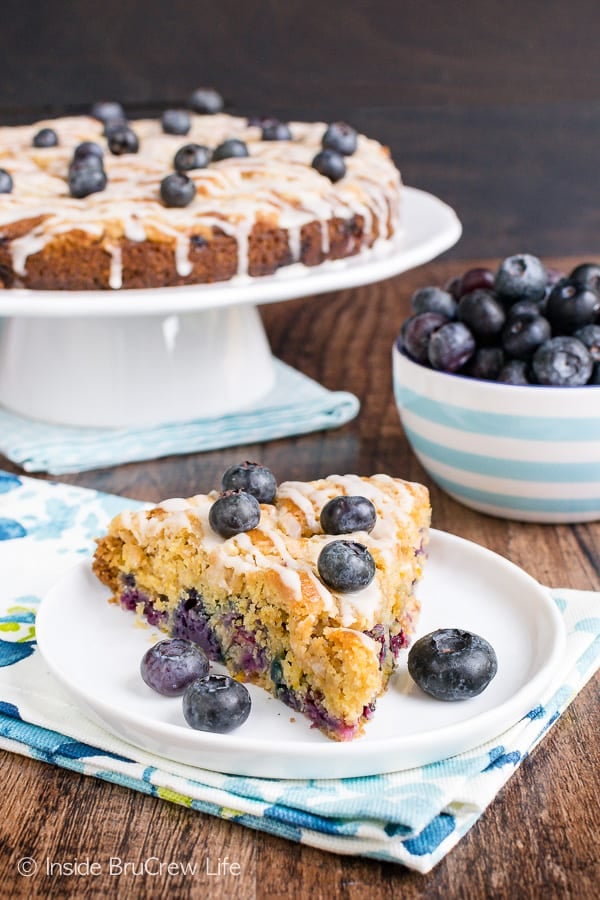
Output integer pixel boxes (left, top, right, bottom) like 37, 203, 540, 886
0, 361, 359, 474
0, 472, 598, 873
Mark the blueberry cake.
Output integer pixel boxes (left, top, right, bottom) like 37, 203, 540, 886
0, 98, 401, 291
93, 468, 430, 741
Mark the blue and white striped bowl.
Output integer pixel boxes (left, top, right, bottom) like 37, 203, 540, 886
392, 344, 600, 523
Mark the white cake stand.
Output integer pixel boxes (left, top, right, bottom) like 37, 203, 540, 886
0, 187, 461, 428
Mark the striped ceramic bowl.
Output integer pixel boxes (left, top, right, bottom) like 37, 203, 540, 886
392, 343, 600, 522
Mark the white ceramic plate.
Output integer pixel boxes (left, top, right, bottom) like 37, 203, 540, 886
34, 530, 565, 779
36, 531, 565, 778
0, 187, 461, 317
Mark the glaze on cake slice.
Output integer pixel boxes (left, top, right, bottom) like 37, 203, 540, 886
93, 473, 430, 741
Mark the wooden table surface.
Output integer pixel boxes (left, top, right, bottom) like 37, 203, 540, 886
0, 258, 598, 899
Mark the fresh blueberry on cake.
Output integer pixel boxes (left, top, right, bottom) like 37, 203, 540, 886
93, 468, 430, 741
188, 86, 225, 115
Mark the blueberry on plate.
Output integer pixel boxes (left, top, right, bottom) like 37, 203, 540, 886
188, 87, 224, 115
174, 143, 211, 172
212, 138, 249, 161
320, 495, 377, 535
33, 127, 58, 148
401, 312, 448, 365
501, 314, 551, 361
221, 461, 277, 504
311, 149, 346, 183
107, 125, 139, 155
494, 253, 547, 303
322, 121, 358, 156
68, 163, 107, 199
161, 109, 191, 136
141, 638, 209, 697
317, 540, 376, 592
0, 169, 13, 193
183, 674, 251, 733
427, 321, 476, 372
458, 289, 506, 341
261, 120, 292, 141
160, 172, 197, 208
91, 100, 125, 124
408, 628, 498, 701
209, 490, 261, 538
410, 286, 457, 320
546, 279, 600, 334
532, 336, 593, 386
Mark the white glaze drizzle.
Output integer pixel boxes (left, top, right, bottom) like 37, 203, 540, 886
0, 114, 401, 286
112, 474, 427, 628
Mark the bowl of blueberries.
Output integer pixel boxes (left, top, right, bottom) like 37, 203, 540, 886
392, 254, 600, 522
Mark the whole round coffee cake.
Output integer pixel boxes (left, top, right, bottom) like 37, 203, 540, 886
0, 110, 401, 291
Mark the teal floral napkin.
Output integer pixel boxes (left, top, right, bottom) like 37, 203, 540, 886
0, 472, 598, 873
0, 360, 359, 475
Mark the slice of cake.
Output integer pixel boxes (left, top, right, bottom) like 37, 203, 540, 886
93, 468, 430, 741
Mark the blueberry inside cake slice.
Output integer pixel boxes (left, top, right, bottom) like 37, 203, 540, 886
93, 467, 430, 741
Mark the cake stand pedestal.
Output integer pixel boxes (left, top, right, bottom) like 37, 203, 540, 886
0, 188, 461, 429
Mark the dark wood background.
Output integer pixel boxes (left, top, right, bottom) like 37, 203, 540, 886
1, 0, 599, 259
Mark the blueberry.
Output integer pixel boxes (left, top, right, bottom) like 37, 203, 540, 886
140, 638, 209, 697
494, 254, 547, 303
0, 169, 13, 193
68, 164, 107, 198
445, 275, 463, 299
532, 336, 593, 386
247, 114, 279, 128
506, 299, 543, 320
73, 141, 104, 162
573, 324, 600, 362
161, 109, 191, 136
188, 87, 224, 115
466, 346, 504, 380
221, 461, 277, 504
427, 321, 476, 372
160, 172, 197, 208
107, 125, 139, 155
322, 122, 358, 156
209, 490, 261, 538
320, 496, 377, 535
569, 262, 600, 294
501, 314, 551, 360
408, 628, 498, 701
174, 143, 211, 172
103, 118, 129, 138
212, 139, 249, 162
261, 120, 292, 141
457, 267, 495, 298
497, 359, 531, 385
401, 312, 448, 364
458, 289, 506, 341
546, 279, 600, 334
183, 674, 251, 733
33, 127, 58, 148
311, 149, 346, 183
91, 100, 125, 124
317, 540, 376, 592
410, 286, 457, 320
